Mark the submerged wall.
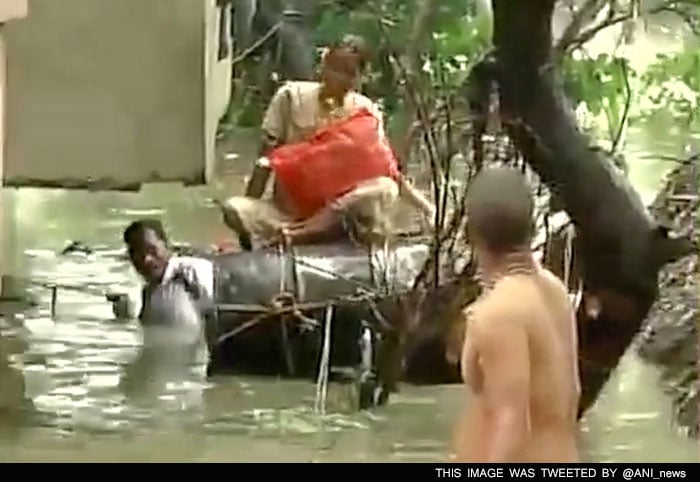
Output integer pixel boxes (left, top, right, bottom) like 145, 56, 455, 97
1, 0, 28, 296
2, 0, 231, 191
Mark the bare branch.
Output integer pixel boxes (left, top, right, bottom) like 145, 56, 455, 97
231, 22, 282, 67
396, 0, 441, 169
554, 0, 610, 57
610, 59, 632, 155
557, 1, 698, 56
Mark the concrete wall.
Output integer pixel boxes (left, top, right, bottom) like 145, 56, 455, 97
1, 0, 28, 296
0, 0, 27, 23
2, 0, 231, 191
205, 0, 232, 183
1, 31, 7, 296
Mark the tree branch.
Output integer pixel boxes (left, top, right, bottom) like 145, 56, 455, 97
394, 0, 441, 170
554, 0, 610, 57
557, 1, 697, 56
231, 22, 282, 67
610, 59, 632, 155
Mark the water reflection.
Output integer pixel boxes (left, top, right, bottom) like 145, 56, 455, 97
0, 326, 30, 436
580, 351, 698, 463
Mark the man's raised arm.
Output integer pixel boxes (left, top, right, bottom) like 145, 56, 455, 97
396, 175, 436, 222
245, 135, 276, 198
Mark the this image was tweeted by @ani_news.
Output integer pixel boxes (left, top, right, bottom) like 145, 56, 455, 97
432, 465, 691, 480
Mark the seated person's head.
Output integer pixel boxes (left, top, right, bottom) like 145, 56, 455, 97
466, 166, 535, 260
123, 219, 171, 284
320, 36, 367, 99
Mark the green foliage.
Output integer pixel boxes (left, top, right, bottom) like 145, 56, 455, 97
227, 0, 698, 153
560, 42, 699, 149
561, 53, 637, 143
637, 48, 699, 131
313, 0, 491, 116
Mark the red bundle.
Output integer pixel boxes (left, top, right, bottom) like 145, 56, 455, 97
269, 108, 400, 220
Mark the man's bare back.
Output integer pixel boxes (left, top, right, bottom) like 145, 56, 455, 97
451, 265, 581, 463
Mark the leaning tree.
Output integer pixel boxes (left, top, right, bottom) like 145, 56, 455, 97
470, 0, 694, 415
225, 0, 695, 417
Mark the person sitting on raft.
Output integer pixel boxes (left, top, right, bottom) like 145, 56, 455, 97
218, 36, 436, 250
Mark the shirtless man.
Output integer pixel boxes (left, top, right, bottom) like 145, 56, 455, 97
450, 166, 581, 463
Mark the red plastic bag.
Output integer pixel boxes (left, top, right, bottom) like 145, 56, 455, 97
269, 107, 400, 220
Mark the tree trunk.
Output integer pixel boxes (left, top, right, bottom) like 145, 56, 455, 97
489, 0, 692, 416
247, 0, 317, 82
275, 0, 317, 80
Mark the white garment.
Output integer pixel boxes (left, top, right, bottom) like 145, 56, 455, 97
138, 256, 215, 349
160, 255, 215, 300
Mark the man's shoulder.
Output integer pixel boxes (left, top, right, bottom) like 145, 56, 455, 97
479, 279, 523, 308
539, 267, 571, 297
350, 92, 379, 113
281, 80, 320, 90
471, 282, 529, 329
350, 91, 373, 104
276, 80, 321, 100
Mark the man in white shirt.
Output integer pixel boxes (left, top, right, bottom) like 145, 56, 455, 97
122, 219, 215, 363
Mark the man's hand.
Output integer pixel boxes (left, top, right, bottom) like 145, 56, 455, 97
245, 164, 272, 199
397, 174, 436, 226
245, 134, 279, 198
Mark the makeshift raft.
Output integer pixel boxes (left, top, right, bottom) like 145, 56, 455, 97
203, 238, 432, 409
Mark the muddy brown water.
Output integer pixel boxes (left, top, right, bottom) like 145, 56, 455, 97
1, 124, 698, 463
1, 19, 699, 459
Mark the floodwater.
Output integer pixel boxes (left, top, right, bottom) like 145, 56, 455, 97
1, 16, 699, 464
1, 123, 697, 463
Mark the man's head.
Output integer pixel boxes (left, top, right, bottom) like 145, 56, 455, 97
466, 166, 535, 258
123, 219, 171, 284
320, 36, 367, 99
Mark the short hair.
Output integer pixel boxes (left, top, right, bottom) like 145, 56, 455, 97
465, 166, 535, 253
323, 40, 365, 77
123, 218, 168, 246
339, 34, 369, 68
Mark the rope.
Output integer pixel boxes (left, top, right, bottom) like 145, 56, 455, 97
275, 243, 292, 371
294, 255, 380, 295
563, 224, 574, 288
558, 223, 585, 313
314, 303, 334, 415
277, 243, 287, 293
213, 237, 413, 344
215, 292, 318, 346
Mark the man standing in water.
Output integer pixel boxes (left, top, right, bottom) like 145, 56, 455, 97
122, 219, 215, 362
451, 166, 581, 462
